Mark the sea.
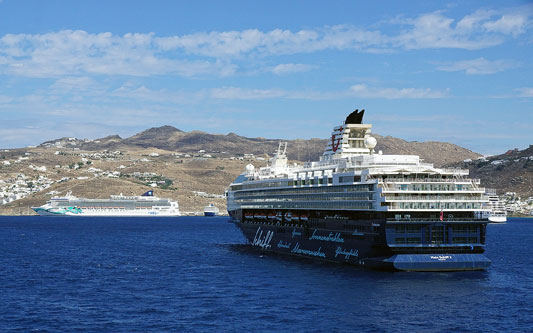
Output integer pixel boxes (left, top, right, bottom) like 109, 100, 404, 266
0, 216, 531, 332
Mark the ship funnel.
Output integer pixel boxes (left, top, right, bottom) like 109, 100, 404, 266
322, 108, 375, 158
345, 109, 365, 124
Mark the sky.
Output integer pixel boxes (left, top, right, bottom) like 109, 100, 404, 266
0, 0, 531, 155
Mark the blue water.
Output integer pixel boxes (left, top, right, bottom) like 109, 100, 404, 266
0, 217, 532, 332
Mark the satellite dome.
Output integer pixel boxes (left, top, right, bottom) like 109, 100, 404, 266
364, 136, 377, 149
245, 164, 255, 172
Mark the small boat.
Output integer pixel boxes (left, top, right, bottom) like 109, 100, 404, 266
204, 203, 220, 216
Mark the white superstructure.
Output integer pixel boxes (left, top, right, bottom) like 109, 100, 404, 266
203, 203, 220, 216
32, 190, 180, 216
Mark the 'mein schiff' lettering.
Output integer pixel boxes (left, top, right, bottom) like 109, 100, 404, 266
335, 247, 359, 259
309, 229, 344, 243
291, 242, 326, 258
253, 227, 274, 250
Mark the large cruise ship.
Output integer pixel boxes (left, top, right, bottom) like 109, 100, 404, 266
227, 109, 491, 271
32, 190, 180, 216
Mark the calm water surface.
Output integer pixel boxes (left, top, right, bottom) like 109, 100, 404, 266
0, 216, 532, 332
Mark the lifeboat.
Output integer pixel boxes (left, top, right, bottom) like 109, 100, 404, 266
254, 212, 266, 219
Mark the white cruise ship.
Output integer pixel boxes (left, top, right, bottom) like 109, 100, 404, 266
482, 189, 507, 223
227, 109, 492, 271
32, 190, 180, 216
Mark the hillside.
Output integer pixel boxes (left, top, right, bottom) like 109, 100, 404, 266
0, 149, 245, 215
449, 145, 533, 198
39, 125, 481, 167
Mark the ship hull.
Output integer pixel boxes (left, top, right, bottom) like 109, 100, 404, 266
232, 211, 491, 272
204, 212, 218, 216
32, 207, 64, 216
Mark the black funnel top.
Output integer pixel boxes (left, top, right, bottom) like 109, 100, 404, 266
345, 109, 365, 124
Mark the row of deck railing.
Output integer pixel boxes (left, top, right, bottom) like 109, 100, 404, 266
386, 217, 486, 222
375, 177, 481, 184
383, 196, 487, 202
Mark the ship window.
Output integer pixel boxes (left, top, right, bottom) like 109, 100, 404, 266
395, 238, 406, 244
339, 176, 354, 183
452, 225, 477, 233
406, 225, 421, 233
395, 226, 406, 233
431, 226, 446, 244
406, 237, 421, 244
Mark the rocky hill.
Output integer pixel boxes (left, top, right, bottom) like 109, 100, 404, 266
39, 126, 480, 167
449, 145, 533, 198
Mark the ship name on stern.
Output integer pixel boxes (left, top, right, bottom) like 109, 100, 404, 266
252, 227, 274, 249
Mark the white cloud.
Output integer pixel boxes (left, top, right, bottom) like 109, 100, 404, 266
515, 87, 533, 97
0, 30, 237, 78
0, 95, 12, 104
209, 84, 448, 100
456, 9, 495, 32
49, 77, 102, 93
271, 63, 315, 75
111, 85, 203, 104
349, 84, 448, 99
395, 12, 497, 50
436, 57, 517, 74
0, 7, 530, 79
393, 6, 531, 50
210, 87, 288, 100
484, 14, 528, 36
154, 27, 382, 57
